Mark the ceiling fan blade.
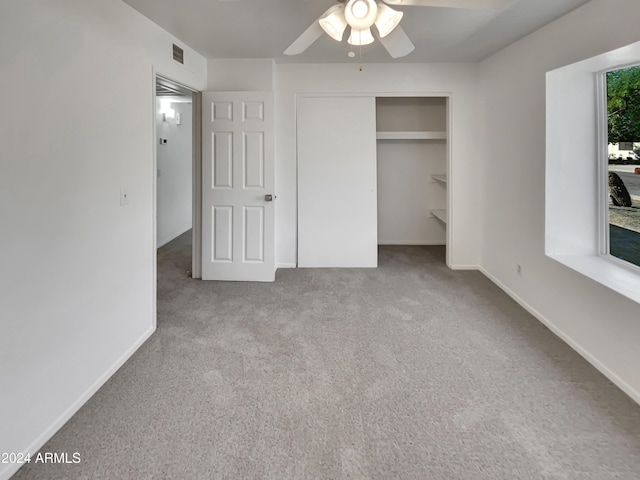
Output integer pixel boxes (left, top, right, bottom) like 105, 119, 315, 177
284, 21, 324, 55
378, 26, 415, 58
383, 0, 511, 9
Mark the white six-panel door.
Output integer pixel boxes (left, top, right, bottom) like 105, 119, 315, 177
297, 96, 378, 268
201, 92, 275, 281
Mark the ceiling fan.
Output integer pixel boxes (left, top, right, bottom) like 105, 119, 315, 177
284, 0, 512, 59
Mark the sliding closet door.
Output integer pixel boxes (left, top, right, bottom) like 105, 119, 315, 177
297, 96, 377, 267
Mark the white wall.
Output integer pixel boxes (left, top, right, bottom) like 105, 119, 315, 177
376, 98, 447, 245
207, 58, 276, 91
478, 0, 640, 401
0, 1, 206, 478
275, 63, 481, 268
377, 141, 447, 244
156, 100, 193, 247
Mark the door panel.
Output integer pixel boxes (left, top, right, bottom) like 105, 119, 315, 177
213, 132, 233, 188
212, 206, 233, 262
297, 96, 378, 268
244, 206, 265, 262
202, 92, 275, 281
244, 132, 264, 188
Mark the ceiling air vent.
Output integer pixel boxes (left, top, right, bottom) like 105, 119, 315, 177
172, 44, 184, 65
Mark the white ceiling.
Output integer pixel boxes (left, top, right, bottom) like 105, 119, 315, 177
122, 0, 591, 63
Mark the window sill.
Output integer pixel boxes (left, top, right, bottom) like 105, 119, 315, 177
549, 254, 640, 305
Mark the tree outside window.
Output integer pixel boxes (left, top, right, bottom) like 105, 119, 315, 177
607, 65, 640, 268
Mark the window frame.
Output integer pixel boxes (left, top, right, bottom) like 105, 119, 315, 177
598, 66, 640, 274
545, 40, 640, 306
597, 71, 610, 258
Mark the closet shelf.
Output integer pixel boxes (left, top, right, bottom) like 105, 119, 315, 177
376, 131, 446, 140
431, 174, 447, 184
430, 209, 447, 224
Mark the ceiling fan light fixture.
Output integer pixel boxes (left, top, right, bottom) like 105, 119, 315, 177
374, 2, 403, 38
345, 0, 378, 30
348, 27, 375, 46
352, 0, 369, 18
319, 4, 348, 41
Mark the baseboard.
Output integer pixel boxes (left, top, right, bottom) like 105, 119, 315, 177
378, 241, 446, 245
157, 226, 192, 249
276, 263, 296, 269
0, 326, 156, 480
274, 262, 478, 270
479, 267, 640, 406
448, 264, 480, 270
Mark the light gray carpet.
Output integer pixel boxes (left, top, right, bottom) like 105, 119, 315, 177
14, 231, 640, 479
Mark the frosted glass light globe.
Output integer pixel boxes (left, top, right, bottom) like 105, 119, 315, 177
352, 0, 369, 19
345, 0, 377, 29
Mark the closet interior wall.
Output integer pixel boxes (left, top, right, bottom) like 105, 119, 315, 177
376, 97, 448, 247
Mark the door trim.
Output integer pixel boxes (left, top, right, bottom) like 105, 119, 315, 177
152, 69, 203, 317
191, 91, 202, 279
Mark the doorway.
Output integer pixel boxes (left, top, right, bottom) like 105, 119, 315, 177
154, 75, 201, 278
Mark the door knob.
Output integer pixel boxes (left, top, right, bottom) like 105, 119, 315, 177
264, 194, 276, 202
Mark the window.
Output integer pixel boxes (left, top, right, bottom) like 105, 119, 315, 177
606, 66, 640, 269
545, 39, 640, 305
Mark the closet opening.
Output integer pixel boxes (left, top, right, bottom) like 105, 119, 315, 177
375, 96, 448, 262
296, 94, 450, 268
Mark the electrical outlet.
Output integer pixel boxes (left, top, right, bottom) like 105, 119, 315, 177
120, 188, 130, 206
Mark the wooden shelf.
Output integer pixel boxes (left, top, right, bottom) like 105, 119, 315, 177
431, 174, 447, 184
376, 131, 446, 140
430, 209, 447, 224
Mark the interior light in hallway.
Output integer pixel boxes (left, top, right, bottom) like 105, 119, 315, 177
159, 99, 175, 121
